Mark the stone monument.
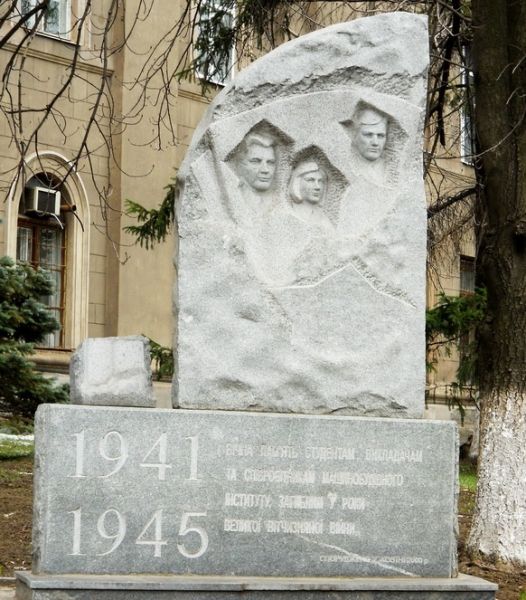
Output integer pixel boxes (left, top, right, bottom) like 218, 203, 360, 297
173, 13, 427, 418
16, 12, 497, 600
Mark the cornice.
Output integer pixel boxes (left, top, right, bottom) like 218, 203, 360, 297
178, 88, 212, 105
2, 41, 113, 76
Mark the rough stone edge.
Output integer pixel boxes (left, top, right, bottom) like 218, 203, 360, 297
175, 12, 428, 189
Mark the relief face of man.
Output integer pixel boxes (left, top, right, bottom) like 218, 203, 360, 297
238, 134, 277, 192
353, 108, 388, 161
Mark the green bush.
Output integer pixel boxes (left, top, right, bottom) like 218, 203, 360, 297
148, 337, 174, 381
0, 256, 69, 417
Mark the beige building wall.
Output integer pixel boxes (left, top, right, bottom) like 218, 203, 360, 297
103, 0, 215, 348
0, 16, 114, 368
0, 0, 219, 367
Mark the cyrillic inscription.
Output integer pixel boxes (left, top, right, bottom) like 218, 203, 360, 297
224, 493, 272, 508
279, 495, 324, 509
243, 468, 316, 483
306, 446, 356, 461
365, 448, 423, 463
265, 520, 324, 534
321, 472, 404, 486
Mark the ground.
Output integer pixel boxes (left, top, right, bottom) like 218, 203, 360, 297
1, 456, 525, 597
0, 457, 33, 577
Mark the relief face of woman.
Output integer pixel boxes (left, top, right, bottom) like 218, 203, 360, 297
290, 161, 327, 205
298, 170, 326, 204
288, 161, 333, 232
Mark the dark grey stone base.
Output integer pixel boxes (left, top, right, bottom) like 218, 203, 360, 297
15, 572, 497, 599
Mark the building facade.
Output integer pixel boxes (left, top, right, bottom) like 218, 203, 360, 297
0, 0, 212, 378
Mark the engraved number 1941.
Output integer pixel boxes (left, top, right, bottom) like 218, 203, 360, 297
70, 431, 200, 481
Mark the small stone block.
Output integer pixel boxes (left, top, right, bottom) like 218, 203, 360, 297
69, 336, 154, 407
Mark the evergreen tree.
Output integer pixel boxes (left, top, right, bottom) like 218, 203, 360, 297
0, 256, 69, 418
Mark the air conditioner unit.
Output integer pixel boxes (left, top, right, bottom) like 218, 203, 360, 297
25, 187, 61, 215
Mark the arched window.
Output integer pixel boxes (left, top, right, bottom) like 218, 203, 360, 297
5, 155, 91, 354
16, 173, 70, 347
6, 154, 90, 352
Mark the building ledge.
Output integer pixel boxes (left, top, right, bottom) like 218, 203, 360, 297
33, 348, 72, 375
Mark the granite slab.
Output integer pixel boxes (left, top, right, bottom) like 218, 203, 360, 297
70, 336, 154, 407
33, 404, 457, 578
15, 573, 498, 600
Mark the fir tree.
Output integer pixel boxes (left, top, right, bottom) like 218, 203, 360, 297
0, 256, 68, 418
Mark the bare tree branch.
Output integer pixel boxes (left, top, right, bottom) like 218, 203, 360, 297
428, 186, 477, 217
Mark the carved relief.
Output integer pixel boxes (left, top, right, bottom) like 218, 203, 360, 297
287, 146, 347, 232
288, 161, 333, 231
289, 161, 327, 204
351, 105, 388, 162
340, 101, 408, 187
236, 132, 277, 193
176, 14, 428, 419
227, 121, 293, 198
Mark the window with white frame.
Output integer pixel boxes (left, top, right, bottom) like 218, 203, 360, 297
16, 174, 67, 348
195, 0, 235, 85
460, 46, 476, 165
20, 0, 71, 38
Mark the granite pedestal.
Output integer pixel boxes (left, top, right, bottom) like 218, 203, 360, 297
16, 573, 497, 599
16, 404, 496, 599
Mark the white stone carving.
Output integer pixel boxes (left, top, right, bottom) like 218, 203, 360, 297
235, 132, 277, 192
288, 160, 333, 231
174, 13, 429, 417
352, 105, 388, 162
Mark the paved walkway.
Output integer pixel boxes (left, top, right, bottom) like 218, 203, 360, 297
0, 589, 14, 599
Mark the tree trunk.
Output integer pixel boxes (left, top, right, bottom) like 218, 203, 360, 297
468, 391, 526, 563
467, 407, 479, 464
467, 0, 526, 564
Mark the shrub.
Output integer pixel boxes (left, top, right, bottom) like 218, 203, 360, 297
0, 257, 68, 417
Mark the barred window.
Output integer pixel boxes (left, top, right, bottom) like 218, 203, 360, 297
459, 255, 475, 295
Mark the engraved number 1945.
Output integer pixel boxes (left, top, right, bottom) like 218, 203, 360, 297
68, 508, 208, 559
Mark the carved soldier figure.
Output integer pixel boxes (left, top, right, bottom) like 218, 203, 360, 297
236, 133, 277, 192
351, 106, 388, 162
